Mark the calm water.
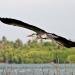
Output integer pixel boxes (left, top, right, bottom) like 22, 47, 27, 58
0, 64, 75, 75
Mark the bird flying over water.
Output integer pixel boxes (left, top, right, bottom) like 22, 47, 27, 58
0, 17, 75, 48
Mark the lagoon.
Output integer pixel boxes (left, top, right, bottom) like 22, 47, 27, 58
0, 64, 75, 75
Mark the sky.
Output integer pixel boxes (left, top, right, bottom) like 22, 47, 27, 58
0, 0, 75, 42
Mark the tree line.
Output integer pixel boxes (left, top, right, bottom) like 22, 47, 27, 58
0, 36, 75, 63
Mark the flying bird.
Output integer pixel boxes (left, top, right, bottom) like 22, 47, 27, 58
0, 17, 75, 48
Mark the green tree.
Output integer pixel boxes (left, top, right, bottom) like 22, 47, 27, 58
66, 55, 75, 63
14, 39, 23, 48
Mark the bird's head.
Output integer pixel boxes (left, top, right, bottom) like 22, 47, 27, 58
27, 33, 37, 37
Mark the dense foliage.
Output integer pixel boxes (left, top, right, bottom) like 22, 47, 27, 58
0, 36, 75, 64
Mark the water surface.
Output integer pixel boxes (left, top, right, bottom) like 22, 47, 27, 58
0, 64, 75, 75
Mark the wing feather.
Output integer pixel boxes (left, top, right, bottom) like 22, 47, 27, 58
0, 17, 46, 34
0, 17, 75, 48
47, 33, 75, 48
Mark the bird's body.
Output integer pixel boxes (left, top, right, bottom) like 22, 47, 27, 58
0, 17, 75, 48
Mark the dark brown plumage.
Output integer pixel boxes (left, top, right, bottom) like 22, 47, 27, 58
0, 18, 46, 34
0, 17, 75, 48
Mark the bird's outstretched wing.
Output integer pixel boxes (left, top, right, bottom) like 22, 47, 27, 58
0, 17, 46, 34
47, 33, 75, 48
0, 17, 75, 48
